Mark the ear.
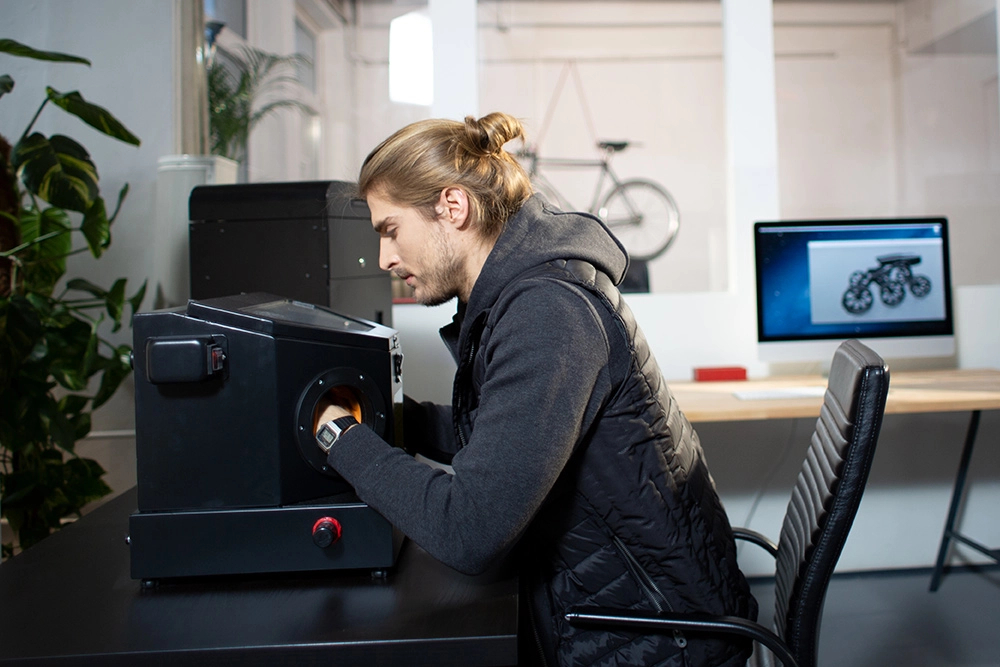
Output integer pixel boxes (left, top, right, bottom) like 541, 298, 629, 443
435, 187, 471, 230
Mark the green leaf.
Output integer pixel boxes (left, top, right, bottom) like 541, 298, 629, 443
17, 206, 41, 245
70, 411, 92, 441
13, 208, 73, 295
23, 208, 72, 294
42, 400, 77, 452
0, 74, 13, 99
105, 278, 126, 330
46, 88, 140, 147
65, 277, 107, 298
48, 134, 100, 194
107, 183, 129, 224
91, 344, 132, 409
4, 295, 44, 358
0, 39, 91, 65
58, 394, 89, 415
128, 280, 147, 318
45, 317, 93, 391
63, 456, 111, 505
11, 133, 99, 212
1, 478, 37, 506
81, 327, 100, 378
80, 196, 110, 258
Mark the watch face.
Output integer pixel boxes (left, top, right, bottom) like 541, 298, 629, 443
317, 424, 337, 452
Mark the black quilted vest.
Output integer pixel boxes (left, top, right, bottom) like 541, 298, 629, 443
451, 259, 757, 667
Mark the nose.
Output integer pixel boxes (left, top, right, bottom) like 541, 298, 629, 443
379, 238, 397, 272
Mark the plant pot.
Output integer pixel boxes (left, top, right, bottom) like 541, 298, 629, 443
152, 155, 239, 308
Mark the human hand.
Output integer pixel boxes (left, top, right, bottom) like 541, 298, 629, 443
314, 385, 363, 435
314, 397, 355, 434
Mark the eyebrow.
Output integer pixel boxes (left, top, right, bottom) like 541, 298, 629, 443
372, 217, 392, 234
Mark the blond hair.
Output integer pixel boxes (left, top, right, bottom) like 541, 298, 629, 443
358, 112, 533, 240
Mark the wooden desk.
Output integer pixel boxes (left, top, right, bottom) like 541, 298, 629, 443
669, 369, 1000, 423
670, 368, 1000, 592
0, 487, 518, 666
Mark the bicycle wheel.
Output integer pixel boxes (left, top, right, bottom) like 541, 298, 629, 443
909, 275, 932, 298
843, 287, 873, 314
596, 179, 680, 261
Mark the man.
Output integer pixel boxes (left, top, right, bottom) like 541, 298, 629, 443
315, 113, 757, 666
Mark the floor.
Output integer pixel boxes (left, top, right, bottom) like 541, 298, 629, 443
749, 565, 1000, 667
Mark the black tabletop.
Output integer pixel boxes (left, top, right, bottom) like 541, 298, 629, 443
0, 487, 518, 666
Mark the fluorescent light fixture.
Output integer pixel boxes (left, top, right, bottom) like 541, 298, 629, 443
389, 10, 433, 106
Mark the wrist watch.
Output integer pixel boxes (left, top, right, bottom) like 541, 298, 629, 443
316, 415, 359, 454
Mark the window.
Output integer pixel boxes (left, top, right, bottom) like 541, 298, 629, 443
295, 13, 322, 180
295, 18, 317, 93
205, 0, 246, 39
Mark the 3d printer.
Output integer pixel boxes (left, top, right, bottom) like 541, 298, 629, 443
127, 292, 404, 582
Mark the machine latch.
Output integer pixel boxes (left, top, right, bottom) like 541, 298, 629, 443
145, 335, 228, 384
392, 353, 403, 383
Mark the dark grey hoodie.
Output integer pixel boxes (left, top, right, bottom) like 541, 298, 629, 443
327, 194, 755, 666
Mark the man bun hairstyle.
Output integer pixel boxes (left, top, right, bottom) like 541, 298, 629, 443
359, 112, 533, 240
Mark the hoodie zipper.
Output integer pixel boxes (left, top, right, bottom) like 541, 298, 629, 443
455, 313, 488, 451
611, 534, 687, 649
455, 334, 476, 450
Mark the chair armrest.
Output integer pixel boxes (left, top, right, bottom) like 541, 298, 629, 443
565, 607, 798, 667
732, 527, 779, 558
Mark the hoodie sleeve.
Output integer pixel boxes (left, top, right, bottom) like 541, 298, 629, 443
325, 278, 613, 574
402, 395, 458, 463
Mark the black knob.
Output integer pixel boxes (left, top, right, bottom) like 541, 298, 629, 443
312, 517, 342, 548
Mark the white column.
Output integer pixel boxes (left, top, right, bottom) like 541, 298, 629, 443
176, 0, 208, 155
722, 0, 780, 296
429, 0, 478, 120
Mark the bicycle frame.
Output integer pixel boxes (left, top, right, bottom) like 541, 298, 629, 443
517, 144, 681, 262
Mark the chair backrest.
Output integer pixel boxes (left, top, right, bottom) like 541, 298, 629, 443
771, 339, 889, 667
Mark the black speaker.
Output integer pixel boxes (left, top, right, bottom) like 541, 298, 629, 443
128, 293, 404, 581
188, 181, 392, 326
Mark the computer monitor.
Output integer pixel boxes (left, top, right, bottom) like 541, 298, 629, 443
754, 217, 955, 363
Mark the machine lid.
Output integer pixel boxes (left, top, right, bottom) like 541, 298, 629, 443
186, 293, 395, 349
188, 180, 370, 222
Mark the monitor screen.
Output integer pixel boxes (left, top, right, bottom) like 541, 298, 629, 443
754, 217, 954, 362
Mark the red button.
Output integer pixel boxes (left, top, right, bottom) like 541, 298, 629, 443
311, 516, 342, 548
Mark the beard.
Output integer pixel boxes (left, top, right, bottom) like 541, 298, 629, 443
408, 224, 465, 306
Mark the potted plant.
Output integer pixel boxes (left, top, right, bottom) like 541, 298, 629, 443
0, 39, 145, 558
207, 44, 315, 168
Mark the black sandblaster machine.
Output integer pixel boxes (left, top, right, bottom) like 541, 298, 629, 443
127, 292, 404, 582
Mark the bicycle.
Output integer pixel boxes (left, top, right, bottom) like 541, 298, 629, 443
842, 254, 932, 315
516, 141, 680, 261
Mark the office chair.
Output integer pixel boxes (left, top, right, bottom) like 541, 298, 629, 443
566, 339, 890, 667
